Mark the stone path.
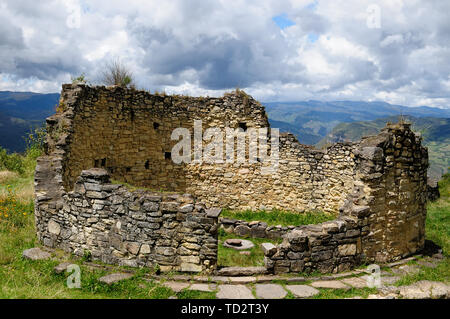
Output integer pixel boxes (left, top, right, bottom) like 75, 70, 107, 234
24, 246, 449, 299
310, 280, 350, 290
216, 285, 255, 299
155, 255, 449, 299
255, 284, 288, 299
98, 273, 134, 285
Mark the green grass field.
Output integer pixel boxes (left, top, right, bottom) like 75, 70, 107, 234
221, 209, 335, 227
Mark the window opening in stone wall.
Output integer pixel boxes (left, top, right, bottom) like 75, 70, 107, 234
238, 122, 247, 131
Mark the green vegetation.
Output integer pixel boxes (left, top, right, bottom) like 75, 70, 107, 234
71, 73, 87, 85
393, 258, 450, 287
311, 287, 379, 299
426, 172, 450, 255
221, 208, 335, 227
101, 58, 135, 88
0, 91, 58, 153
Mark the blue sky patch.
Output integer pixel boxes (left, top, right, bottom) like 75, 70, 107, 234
306, 0, 318, 11
272, 13, 295, 30
308, 33, 319, 43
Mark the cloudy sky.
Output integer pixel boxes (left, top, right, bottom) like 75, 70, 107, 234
0, 0, 449, 108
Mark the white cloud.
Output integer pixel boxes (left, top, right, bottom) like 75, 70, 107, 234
0, 0, 449, 108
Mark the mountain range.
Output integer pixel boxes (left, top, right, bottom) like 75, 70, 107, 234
0, 91, 448, 180
0, 91, 59, 152
265, 100, 450, 145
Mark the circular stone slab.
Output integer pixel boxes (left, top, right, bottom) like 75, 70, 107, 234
223, 239, 254, 250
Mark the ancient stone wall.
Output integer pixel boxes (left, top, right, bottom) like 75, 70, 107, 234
35, 84, 429, 273
264, 123, 429, 273
46, 84, 356, 214
36, 167, 220, 272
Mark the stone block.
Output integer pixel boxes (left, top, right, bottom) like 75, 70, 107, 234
261, 243, 277, 256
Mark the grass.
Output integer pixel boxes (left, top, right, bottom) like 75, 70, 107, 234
311, 287, 379, 299
221, 209, 335, 227
426, 173, 450, 255
393, 258, 450, 287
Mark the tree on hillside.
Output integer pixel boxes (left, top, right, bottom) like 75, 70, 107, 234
100, 58, 135, 88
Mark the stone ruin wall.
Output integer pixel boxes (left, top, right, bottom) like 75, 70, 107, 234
34, 84, 429, 273
52, 84, 356, 214
265, 124, 429, 273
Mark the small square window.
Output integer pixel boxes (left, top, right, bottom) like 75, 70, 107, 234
164, 152, 171, 160
153, 122, 160, 130
238, 122, 247, 131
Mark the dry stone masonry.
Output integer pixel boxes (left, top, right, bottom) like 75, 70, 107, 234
265, 124, 429, 273
35, 84, 429, 274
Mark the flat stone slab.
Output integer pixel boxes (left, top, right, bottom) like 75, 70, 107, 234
261, 243, 277, 256
209, 276, 231, 283
285, 285, 320, 298
417, 260, 438, 269
391, 264, 420, 276
381, 275, 400, 285
255, 284, 287, 299
22, 248, 51, 261
217, 266, 267, 276
189, 283, 217, 292
228, 276, 257, 284
399, 281, 450, 299
310, 280, 350, 290
98, 273, 133, 285
163, 281, 190, 292
341, 277, 369, 289
54, 262, 72, 274
285, 277, 307, 283
216, 285, 255, 299
223, 239, 255, 250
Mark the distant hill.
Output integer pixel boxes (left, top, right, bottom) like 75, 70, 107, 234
1, 89, 449, 169
319, 116, 450, 181
0, 91, 59, 152
264, 100, 450, 145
